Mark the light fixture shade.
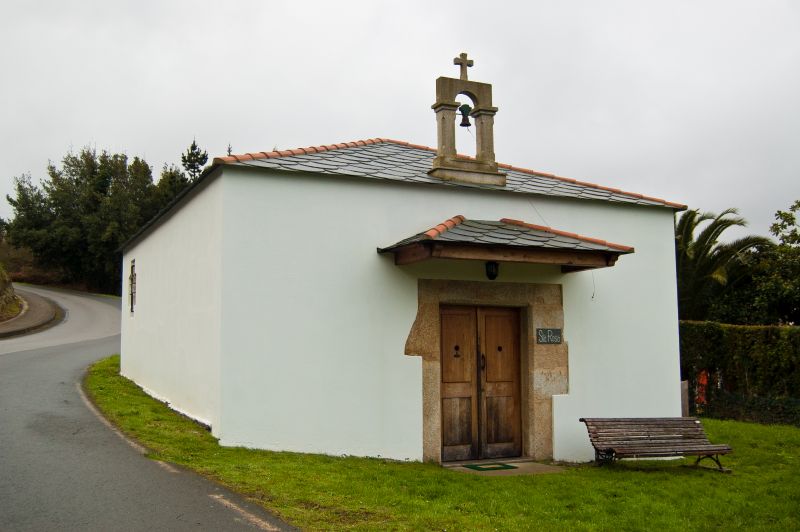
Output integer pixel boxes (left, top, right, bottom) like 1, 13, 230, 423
485, 261, 499, 280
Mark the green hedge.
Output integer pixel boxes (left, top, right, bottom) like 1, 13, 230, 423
702, 391, 800, 426
680, 321, 800, 425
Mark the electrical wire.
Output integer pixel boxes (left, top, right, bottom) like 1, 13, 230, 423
528, 199, 550, 227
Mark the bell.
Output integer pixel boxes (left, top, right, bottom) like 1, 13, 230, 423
458, 103, 472, 128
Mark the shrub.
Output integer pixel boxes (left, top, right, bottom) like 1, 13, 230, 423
0, 262, 16, 310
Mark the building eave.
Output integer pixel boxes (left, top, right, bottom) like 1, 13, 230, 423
120, 165, 223, 253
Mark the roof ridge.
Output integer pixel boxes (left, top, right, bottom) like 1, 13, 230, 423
213, 138, 684, 210
211, 138, 391, 165
423, 215, 466, 239
500, 218, 634, 253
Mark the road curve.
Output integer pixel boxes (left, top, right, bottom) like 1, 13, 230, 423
0, 284, 121, 355
0, 285, 291, 531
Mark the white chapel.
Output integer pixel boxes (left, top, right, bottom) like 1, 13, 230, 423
121, 54, 685, 463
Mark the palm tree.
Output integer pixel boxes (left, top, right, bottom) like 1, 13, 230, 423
675, 208, 772, 320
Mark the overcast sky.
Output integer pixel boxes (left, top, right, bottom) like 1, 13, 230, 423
1, 1, 798, 239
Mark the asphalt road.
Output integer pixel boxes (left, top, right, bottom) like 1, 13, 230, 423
0, 286, 291, 531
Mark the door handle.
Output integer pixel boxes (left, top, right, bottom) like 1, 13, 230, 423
481, 354, 486, 370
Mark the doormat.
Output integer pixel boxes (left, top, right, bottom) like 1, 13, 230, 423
462, 463, 518, 471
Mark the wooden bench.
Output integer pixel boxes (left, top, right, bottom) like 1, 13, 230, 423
579, 417, 732, 472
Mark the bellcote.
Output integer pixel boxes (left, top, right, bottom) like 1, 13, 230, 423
428, 53, 506, 187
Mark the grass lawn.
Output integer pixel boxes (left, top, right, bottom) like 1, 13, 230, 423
85, 355, 800, 531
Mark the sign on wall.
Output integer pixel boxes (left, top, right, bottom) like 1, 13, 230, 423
536, 328, 562, 344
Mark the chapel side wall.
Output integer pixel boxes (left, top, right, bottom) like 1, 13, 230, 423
218, 171, 425, 460
217, 167, 681, 462
120, 176, 223, 432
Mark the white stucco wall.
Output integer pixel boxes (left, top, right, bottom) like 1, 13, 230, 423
214, 167, 681, 462
218, 172, 424, 459
121, 176, 223, 431
550, 200, 682, 462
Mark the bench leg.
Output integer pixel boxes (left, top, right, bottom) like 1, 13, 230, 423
595, 448, 615, 466
694, 454, 731, 473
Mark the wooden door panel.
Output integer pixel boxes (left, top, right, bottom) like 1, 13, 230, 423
478, 307, 521, 459
440, 306, 478, 461
443, 444, 475, 462
441, 392, 476, 461
444, 382, 473, 397
484, 381, 514, 396
441, 308, 476, 384
482, 441, 520, 459
483, 312, 517, 383
442, 397, 472, 446
486, 396, 515, 443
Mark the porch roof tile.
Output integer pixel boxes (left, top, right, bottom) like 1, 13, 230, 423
379, 215, 634, 254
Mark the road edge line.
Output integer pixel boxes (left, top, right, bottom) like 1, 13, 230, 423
78, 363, 295, 531
76, 377, 148, 455
209, 494, 281, 531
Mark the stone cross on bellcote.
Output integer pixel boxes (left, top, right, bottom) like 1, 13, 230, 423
453, 53, 473, 81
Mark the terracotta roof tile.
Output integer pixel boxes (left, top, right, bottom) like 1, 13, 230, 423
500, 218, 634, 252
422, 215, 466, 239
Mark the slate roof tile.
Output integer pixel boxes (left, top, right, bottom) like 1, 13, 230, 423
379, 216, 635, 254
214, 139, 685, 210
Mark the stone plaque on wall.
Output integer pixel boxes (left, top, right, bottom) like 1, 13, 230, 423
536, 328, 562, 344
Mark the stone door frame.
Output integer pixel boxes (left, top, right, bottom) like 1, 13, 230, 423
404, 279, 568, 463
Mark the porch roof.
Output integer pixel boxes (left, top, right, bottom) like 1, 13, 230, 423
377, 215, 634, 272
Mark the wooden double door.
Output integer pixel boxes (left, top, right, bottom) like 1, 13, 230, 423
440, 305, 522, 461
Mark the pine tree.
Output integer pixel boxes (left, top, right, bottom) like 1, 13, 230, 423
181, 139, 208, 181
154, 164, 190, 210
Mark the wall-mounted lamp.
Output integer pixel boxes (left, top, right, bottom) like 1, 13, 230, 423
485, 261, 499, 280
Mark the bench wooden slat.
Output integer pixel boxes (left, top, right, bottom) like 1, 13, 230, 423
587, 428, 706, 432
589, 433, 708, 438
611, 444, 732, 452
588, 437, 709, 442
586, 429, 705, 434
589, 439, 721, 447
581, 418, 703, 423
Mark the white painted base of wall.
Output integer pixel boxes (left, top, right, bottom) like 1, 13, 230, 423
133, 382, 216, 435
